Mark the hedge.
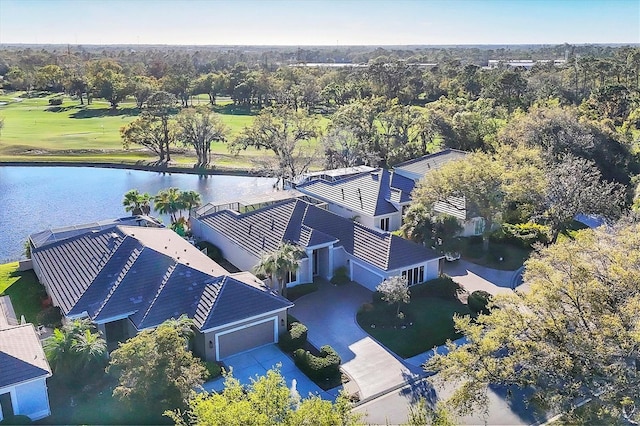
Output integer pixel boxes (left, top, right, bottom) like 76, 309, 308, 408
278, 321, 308, 352
293, 345, 341, 381
205, 361, 222, 379
468, 290, 492, 314
409, 276, 463, 300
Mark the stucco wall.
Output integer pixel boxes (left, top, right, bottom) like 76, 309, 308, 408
350, 260, 385, 291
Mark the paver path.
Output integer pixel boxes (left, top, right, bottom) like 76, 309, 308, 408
290, 281, 422, 399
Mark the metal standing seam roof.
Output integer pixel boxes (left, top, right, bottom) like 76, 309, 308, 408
394, 149, 469, 178
0, 324, 51, 388
31, 225, 291, 332
200, 199, 441, 272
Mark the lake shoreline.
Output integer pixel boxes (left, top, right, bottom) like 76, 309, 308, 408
0, 160, 269, 177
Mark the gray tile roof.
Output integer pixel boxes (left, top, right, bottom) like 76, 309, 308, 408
200, 200, 440, 272
297, 168, 402, 217
30, 216, 163, 249
32, 226, 290, 332
0, 324, 51, 388
394, 149, 468, 178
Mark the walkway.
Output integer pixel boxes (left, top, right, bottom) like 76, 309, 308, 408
443, 259, 517, 296
290, 281, 423, 400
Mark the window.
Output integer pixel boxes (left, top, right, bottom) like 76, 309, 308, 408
402, 265, 425, 286
380, 217, 390, 231
474, 218, 485, 235
285, 270, 297, 284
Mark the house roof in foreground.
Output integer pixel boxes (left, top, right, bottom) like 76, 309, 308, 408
199, 199, 441, 271
296, 168, 414, 217
394, 149, 468, 178
0, 324, 51, 388
31, 226, 291, 331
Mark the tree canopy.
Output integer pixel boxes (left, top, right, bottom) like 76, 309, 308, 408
167, 368, 362, 426
426, 221, 640, 423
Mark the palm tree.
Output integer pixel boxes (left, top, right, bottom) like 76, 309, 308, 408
153, 187, 185, 224
178, 190, 202, 219
254, 242, 304, 298
44, 319, 106, 380
123, 189, 151, 216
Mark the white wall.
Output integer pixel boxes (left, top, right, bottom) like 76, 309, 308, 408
192, 217, 260, 273
0, 378, 51, 421
350, 260, 385, 291
326, 203, 377, 229
386, 258, 441, 284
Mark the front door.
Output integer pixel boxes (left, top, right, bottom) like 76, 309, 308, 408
0, 392, 14, 419
313, 250, 319, 276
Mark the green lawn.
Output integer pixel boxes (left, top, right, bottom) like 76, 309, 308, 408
0, 262, 47, 324
459, 239, 532, 271
0, 91, 325, 171
357, 279, 472, 358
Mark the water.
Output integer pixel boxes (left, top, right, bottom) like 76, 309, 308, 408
0, 166, 277, 262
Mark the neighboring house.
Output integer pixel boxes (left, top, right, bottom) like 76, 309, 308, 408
191, 199, 443, 291
394, 149, 485, 237
295, 149, 484, 236
0, 297, 52, 422
296, 168, 415, 232
30, 221, 292, 361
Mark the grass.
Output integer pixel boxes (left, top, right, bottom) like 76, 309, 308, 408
357, 278, 472, 358
286, 282, 319, 301
0, 262, 47, 324
0, 91, 325, 171
459, 238, 532, 271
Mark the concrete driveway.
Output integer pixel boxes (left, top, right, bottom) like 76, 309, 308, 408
201, 344, 339, 400
290, 281, 423, 400
443, 259, 517, 296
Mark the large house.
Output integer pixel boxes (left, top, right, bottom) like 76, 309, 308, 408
30, 219, 292, 361
295, 149, 484, 236
191, 199, 443, 291
0, 297, 52, 422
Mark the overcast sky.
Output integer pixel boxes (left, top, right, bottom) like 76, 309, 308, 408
0, 0, 638, 45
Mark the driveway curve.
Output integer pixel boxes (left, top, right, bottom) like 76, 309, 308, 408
443, 259, 517, 296
290, 281, 422, 399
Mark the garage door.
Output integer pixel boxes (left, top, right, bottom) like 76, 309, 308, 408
216, 319, 276, 360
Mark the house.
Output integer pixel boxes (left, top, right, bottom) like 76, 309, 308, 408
295, 168, 415, 232
294, 149, 483, 236
0, 297, 52, 422
394, 149, 485, 237
30, 219, 292, 361
191, 199, 443, 291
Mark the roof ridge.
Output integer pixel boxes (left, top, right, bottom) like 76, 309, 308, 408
135, 261, 179, 327
92, 245, 144, 318
297, 168, 382, 188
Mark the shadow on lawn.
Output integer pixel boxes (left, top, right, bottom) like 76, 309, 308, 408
2, 269, 47, 324
212, 103, 258, 116
69, 107, 141, 119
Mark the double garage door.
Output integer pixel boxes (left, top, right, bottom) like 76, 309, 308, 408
216, 318, 276, 360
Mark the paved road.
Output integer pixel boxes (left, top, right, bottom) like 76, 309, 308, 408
354, 377, 549, 425
290, 281, 423, 399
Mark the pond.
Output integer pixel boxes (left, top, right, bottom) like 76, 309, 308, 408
0, 166, 277, 262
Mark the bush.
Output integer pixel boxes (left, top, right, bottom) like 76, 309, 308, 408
410, 276, 463, 300
205, 361, 222, 379
468, 290, 492, 314
330, 266, 350, 285
195, 241, 223, 262
498, 222, 550, 248
48, 97, 63, 105
37, 306, 62, 327
293, 345, 341, 381
278, 322, 308, 352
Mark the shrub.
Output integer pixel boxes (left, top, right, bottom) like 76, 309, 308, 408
468, 290, 492, 314
48, 97, 63, 105
410, 276, 463, 300
0, 414, 31, 425
330, 266, 350, 285
36, 306, 62, 327
278, 322, 308, 352
204, 361, 222, 379
195, 241, 223, 262
293, 345, 341, 381
499, 222, 551, 248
